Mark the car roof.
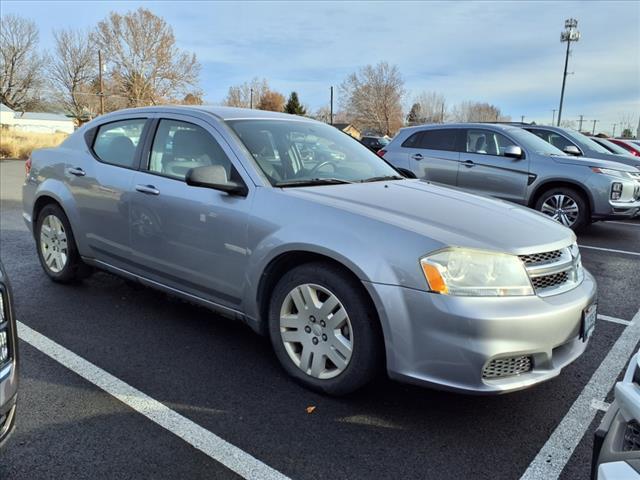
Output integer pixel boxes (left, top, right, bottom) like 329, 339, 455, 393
97, 105, 317, 123
396, 122, 521, 135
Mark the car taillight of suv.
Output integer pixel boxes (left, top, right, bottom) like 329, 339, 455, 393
25, 157, 32, 177
377, 149, 387, 158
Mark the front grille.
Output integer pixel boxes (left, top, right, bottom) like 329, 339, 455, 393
531, 271, 569, 291
483, 356, 532, 379
519, 250, 563, 266
623, 421, 640, 451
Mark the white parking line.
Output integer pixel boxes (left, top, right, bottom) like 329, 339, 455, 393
598, 314, 633, 326
520, 308, 640, 480
17, 321, 290, 480
605, 221, 640, 228
590, 399, 611, 413
579, 245, 640, 257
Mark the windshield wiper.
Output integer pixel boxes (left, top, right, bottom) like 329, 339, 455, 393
274, 178, 354, 187
359, 175, 405, 183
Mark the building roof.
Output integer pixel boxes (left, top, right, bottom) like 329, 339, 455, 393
16, 111, 72, 122
332, 123, 357, 130
0, 103, 14, 113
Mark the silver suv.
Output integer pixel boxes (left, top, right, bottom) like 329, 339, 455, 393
382, 123, 640, 229
24, 106, 597, 395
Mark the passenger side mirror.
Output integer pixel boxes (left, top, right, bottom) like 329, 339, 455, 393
504, 146, 524, 159
563, 145, 581, 156
186, 166, 248, 197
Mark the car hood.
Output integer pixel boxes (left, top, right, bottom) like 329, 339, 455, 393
552, 155, 640, 171
283, 180, 574, 255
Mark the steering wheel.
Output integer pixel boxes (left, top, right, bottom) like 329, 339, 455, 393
308, 160, 337, 177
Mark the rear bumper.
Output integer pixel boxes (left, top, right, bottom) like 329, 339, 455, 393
364, 270, 596, 394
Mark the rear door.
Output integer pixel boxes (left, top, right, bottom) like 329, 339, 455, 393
70, 117, 150, 268
457, 128, 530, 204
128, 113, 253, 309
402, 128, 460, 186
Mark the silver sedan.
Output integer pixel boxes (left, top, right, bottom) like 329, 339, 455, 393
23, 106, 597, 395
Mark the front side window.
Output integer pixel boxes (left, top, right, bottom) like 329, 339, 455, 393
93, 119, 146, 168
148, 119, 233, 180
228, 120, 401, 186
465, 129, 516, 156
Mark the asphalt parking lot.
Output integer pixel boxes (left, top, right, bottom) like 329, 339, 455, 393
1, 158, 639, 480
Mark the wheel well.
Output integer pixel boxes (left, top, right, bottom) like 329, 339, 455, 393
32, 196, 63, 232
256, 251, 379, 333
529, 181, 592, 213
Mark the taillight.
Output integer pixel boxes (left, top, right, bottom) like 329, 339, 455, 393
25, 157, 32, 177
377, 149, 387, 158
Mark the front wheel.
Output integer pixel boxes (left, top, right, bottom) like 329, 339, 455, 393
268, 263, 382, 395
535, 187, 589, 231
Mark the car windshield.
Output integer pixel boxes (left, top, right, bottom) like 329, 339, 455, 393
591, 138, 632, 155
506, 128, 567, 156
228, 119, 403, 186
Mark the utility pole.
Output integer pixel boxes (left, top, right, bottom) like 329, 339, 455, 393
612, 123, 617, 137
440, 102, 445, 123
329, 86, 334, 125
521, 115, 525, 124
557, 18, 580, 126
98, 50, 105, 115
250, 88, 253, 109
591, 119, 598, 135
578, 114, 584, 131
552, 109, 557, 125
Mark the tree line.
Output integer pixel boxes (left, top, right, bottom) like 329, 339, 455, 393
2, 8, 513, 134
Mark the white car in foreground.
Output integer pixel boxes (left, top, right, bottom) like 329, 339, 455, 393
593, 351, 640, 479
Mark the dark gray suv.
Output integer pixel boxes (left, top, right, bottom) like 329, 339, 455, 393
382, 123, 640, 230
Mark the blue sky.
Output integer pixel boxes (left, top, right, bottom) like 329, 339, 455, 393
3, 0, 639, 134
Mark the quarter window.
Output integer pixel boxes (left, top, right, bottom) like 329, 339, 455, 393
466, 129, 517, 156
148, 119, 233, 180
93, 119, 146, 168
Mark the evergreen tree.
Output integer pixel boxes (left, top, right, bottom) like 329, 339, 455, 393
284, 91, 307, 115
407, 103, 422, 124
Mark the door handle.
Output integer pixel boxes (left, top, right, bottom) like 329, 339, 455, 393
411, 153, 423, 160
135, 184, 160, 195
462, 160, 475, 168
68, 167, 86, 177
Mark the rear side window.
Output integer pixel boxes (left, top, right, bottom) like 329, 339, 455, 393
402, 129, 458, 151
148, 119, 233, 180
93, 119, 146, 168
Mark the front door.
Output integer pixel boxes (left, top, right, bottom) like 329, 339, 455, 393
129, 115, 253, 309
457, 128, 530, 204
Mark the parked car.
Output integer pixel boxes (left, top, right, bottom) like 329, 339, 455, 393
24, 106, 597, 395
382, 123, 640, 230
590, 137, 637, 157
609, 139, 640, 157
0, 261, 18, 448
592, 350, 640, 479
360, 136, 389, 152
521, 125, 640, 169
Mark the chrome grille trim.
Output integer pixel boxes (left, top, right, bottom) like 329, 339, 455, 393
624, 420, 640, 451
482, 355, 533, 379
519, 245, 583, 297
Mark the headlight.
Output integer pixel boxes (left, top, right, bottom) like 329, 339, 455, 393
591, 167, 632, 179
420, 248, 534, 296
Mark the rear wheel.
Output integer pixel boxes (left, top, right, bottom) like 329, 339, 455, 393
268, 262, 382, 395
535, 187, 589, 231
35, 204, 91, 282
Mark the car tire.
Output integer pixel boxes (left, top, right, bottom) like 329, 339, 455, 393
534, 187, 590, 231
35, 204, 92, 283
268, 262, 382, 396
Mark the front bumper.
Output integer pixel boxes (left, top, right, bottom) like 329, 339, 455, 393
364, 269, 597, 394
593, 199, 640, 221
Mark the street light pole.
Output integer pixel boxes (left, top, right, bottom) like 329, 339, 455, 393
552, 109, 557, 125
250, 89, 253, 109
612, 124, 617, 137
578, 114, 584, 132
557, 18, 580, 126
592, 119, 598, 135
330, 86, 334, 125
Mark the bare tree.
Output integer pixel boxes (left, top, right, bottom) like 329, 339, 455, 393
0, 14, 46, 110
182, 92, 203, 105
413, 91, 446, 123
450, 101, 509, 122
257, 90, 285, 112
339, 61, 404, 135
560, 119, 577, 129
93, 7, 200, 107
49, 28, 97, 123
223, 77, 270, 108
